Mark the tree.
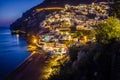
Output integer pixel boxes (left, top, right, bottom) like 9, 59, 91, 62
95, 17, 120, 44
69, 46, 82, 61
112, 0, 120, 18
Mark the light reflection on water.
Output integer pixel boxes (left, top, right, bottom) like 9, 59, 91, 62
0, 27, 31, 80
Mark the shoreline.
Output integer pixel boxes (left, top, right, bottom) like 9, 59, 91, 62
4, 50, 48, 80
4, 52, 33, 80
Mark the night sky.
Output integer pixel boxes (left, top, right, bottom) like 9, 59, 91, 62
0, 0, 44, 26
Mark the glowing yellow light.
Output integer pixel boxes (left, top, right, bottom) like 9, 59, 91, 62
33, 39, 37, 43
84, 36, 87, 42
27, 45, 37, 51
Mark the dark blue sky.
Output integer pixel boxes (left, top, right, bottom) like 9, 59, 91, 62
0, 0, 44, 26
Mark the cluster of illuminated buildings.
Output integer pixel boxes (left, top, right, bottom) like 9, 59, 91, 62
30, 2, 110, 54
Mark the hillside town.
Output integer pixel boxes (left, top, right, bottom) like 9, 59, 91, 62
28, 2, 110, 54
6, 0, 120, 80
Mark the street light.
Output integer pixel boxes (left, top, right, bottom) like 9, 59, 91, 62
33, 39, 37, 44
32, 38, 42, 47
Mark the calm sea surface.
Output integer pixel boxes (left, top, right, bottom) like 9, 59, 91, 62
0, 27, 31, 80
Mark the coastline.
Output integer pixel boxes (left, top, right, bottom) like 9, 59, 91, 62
4, 50, 48, 80
4, 52, 33, 80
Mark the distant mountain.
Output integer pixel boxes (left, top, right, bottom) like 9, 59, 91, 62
10, 0, 109, 35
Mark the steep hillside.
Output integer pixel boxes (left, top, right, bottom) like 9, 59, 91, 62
10, 0, 108, 35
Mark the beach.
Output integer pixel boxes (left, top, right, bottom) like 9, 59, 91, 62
5, 50, 49, 80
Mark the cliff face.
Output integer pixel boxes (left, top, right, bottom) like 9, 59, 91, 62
10, 0, 107, 35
